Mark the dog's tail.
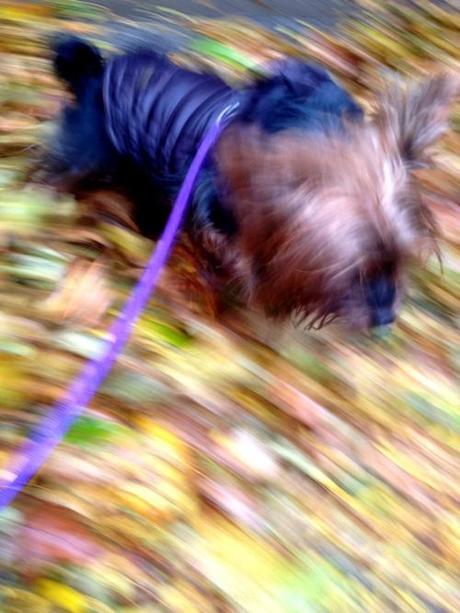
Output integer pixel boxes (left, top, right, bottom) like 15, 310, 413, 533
52, 35, 104, 97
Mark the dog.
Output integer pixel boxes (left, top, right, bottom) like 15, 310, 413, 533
42, 35, 458, 331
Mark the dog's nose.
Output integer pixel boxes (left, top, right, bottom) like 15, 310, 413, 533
371, 307, 395, 329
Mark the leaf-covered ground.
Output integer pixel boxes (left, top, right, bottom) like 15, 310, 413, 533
0, 1, 459, 611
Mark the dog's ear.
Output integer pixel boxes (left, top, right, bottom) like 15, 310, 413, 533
374, 72, 459, 168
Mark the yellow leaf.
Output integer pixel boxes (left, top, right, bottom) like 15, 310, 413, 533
121, 482, 174, 513
0, 4, 53, 21
136, 420, 190, 461
36, 580, 87, 613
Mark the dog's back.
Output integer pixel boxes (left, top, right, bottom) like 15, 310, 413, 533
103, 51, 237, 189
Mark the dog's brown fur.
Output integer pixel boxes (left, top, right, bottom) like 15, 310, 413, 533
201, 72, 458, 329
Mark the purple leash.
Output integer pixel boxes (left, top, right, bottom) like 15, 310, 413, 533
0, 105, 236, 511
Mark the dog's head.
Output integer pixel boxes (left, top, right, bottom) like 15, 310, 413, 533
216, 73, 458, 330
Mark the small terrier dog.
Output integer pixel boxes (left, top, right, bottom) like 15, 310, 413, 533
43, 36, 458, 331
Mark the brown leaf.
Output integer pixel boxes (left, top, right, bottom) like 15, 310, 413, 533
19, 505, 104, 567
42, 257, 112, 326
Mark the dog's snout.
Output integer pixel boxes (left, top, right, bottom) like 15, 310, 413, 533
371, 307, 395, 328
362, 273, 397, 331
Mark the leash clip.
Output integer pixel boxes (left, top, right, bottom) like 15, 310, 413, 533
216, 100, 240, 125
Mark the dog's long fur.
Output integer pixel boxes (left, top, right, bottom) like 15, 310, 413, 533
43, 36, 458, 330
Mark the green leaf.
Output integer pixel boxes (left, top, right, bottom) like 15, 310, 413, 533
138, 317, 192, 348
189, 38, 258, 71
65, 415, 125, 447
